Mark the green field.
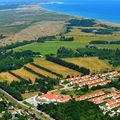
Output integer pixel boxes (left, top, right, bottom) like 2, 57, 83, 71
14, 39, 120, 57
14, 41, 85, 56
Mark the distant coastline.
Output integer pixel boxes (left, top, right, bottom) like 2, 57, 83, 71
40, 0, 120, 24
0, 1, 119, 25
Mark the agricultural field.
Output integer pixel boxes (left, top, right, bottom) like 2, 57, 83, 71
34, 58, 80, 77
63, 57, 112, 73
0, 58, 80, 83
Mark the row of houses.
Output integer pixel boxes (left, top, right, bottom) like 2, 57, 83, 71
76, 90, 120, 116
65, 71, 120, 88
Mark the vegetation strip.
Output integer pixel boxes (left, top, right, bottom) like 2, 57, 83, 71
31, 63, 63, 78
46, 55, 90, 75
23, 66, 46, 78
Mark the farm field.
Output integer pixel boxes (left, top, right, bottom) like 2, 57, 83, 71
63, 57, 112, 73
25, 63, 57, 79
0, 58, 81, 83
0, 72, 19, 83
34, 58, 80, 77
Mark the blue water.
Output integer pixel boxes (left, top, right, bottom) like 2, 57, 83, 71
41, 0, 120, 24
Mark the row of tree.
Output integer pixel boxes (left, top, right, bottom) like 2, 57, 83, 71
31, 63, 63, 78
81, 28, 113, 34
46, 54, 90, 75
90, 40, 120, 44
68, 19, 96, 27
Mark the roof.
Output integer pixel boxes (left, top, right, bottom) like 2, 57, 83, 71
40, 93, 70, 102
40, 92, 58, 100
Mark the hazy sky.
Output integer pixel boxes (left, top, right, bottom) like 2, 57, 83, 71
0, 0, 117, 2
0, 0, 48, 2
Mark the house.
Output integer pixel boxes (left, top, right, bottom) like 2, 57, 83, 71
106, 99, 117, 106
38, 92, 58, 102
106, 103, 119, 110
38, 92, 70, 103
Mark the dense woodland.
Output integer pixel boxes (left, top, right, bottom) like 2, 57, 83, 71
81, 28, 113, 34
57, 47, 120, 66
0, 77, 59, 101
60, 36, 74, 41
0, 50, 40, 72
67, 19, 96, 27
38, 99, 120, 120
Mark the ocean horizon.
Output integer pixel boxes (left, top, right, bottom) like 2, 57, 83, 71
0, 0, 119, 24
41, 0, 120, 24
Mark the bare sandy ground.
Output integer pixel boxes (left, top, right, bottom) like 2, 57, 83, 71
0, 21, 65, 46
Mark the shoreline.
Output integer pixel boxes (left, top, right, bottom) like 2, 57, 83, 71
39, 5, 120, 27
39, 2, 120, 25
0, 1, 120, 26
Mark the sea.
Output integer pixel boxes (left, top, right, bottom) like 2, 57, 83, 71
41, 0, 120, 24
0, 0, 119, 24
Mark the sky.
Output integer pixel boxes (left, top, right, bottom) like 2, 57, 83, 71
0, 0, 118, 3
0, 0, 49, 2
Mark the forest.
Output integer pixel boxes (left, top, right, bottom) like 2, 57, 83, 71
37, 99, 120, 120
0, 50, 40, 72
0, 77, 59, 101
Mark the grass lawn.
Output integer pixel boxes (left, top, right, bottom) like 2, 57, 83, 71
22, 91, 39, 100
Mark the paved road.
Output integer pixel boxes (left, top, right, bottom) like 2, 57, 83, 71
0, 88, 54, 120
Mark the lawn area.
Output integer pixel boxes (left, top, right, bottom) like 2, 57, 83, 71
22, 91, 39, 100
63, 57, 112, 73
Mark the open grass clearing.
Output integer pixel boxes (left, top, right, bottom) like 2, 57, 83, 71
22, 91, 39, 100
